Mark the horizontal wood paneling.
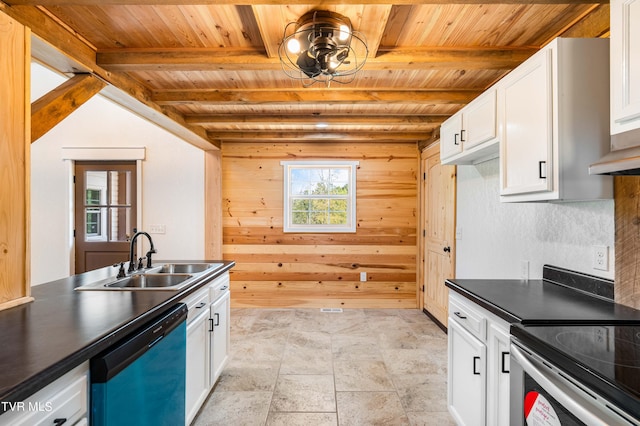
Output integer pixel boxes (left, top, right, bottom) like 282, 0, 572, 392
222, 142, 418, 308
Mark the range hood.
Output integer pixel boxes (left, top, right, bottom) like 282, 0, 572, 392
590, 127, 640, 175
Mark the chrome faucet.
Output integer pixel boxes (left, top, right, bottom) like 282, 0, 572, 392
128, 231, 156, 273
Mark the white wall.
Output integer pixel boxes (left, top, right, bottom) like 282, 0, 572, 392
455, 158, 615, 280
30, 63, 205, 285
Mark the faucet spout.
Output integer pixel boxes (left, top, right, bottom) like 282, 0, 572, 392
128, 231, 156, 273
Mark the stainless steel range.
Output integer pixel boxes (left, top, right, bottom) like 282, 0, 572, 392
510, 323, 640, 425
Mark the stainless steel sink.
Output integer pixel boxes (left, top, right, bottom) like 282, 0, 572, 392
75, 262, 225, 291
156, 263, 223, 274
105, 273, 192, 289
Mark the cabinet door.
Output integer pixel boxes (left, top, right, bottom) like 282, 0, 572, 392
499, 48, 553, 196
210, 292, 230, 385
611, 0, 640, 134
463, 89, 497, 150
440, 113, 463, 161
486, 323, 511, 426
186, 310, 210, 425
448, 319, 486, 426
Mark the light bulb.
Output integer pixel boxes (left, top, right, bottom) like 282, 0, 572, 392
287, 38, 301, 54
338, 24, 350, 41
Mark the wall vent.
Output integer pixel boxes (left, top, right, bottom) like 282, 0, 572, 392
320, 308, 343, 313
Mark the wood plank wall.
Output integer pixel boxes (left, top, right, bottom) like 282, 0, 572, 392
614, 176, 640, 309
221, 142, 419, 309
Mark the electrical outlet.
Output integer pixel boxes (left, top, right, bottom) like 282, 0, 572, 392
520, 260, 529, 280
593, 245, 609, 271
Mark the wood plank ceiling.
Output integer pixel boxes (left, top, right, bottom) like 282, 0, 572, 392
2, 0, 610, 149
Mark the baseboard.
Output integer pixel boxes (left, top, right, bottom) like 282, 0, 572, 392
422, 308, 447, 334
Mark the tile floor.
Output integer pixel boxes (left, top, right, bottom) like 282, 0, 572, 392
193, 308, 455, 426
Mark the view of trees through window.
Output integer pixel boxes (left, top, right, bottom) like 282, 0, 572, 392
290, 167, 350, 226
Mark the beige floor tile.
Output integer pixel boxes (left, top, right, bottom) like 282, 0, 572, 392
193, 391, 272, 426
336, 391, 410, 426
392, 374, 449, 412
213, 360, 280, 392
406, 411, 457, 426
193, 308, 456, 426
265, 412, 338, 426
271, 374, 336, 412
333, 359, 394, 391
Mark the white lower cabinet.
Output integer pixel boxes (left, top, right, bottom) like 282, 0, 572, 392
448, 292, 510, 426
210, 290, 230, 385
183, 272, 231, 425
448, 320, 486, 426
0, 362, 89, 426
184, 286, 211, 425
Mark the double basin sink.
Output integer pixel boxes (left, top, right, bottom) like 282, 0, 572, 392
76, 263, 224, 291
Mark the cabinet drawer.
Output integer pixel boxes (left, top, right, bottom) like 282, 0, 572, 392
449, 295, 487, 341
209, 273, 230, 301
182, 287, 210, 323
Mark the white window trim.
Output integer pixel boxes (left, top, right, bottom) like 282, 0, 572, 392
281, 160, 359, 233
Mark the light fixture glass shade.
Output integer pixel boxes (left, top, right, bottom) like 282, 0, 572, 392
278, 10, 368, 87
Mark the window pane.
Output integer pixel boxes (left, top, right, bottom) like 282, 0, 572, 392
109, 207, 132, 241
310, 211, 328, 224
85, 207, 107, 241
330, 199, 347, 212
110, 171, 132, 206
292, 211, 309, 225
329, 211, 347, 224
85, 171, 107, 205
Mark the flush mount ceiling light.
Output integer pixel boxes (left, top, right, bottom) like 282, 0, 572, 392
278, 10, 368, 87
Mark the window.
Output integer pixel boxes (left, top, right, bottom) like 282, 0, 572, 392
281, 160, 358, 232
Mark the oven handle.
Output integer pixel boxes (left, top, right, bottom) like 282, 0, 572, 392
511, 344, 611, 426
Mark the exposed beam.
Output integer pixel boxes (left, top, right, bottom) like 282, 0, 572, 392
96, 46, 538, 72
153, 89, 481, 105
208, 131, 431, 142
4, 0, 610, 5
31, 73, 105, 142
0, 3, 216, 150
185, 114, 446, 126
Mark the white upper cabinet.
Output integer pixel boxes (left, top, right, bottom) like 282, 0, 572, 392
441, 88, 499, 165
498, 38, 612, 202
611, 0, 640, 137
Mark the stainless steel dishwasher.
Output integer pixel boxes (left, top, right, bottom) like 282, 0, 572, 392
90, 303, 188, 426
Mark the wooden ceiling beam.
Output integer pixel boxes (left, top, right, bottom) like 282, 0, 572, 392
208, 131, 431, 142
31, 73, 105, 142
153, 89, 481, 105
0, 3, 217, 150
4, 0, 609, 5
185, 114, 446, 126
96, 46, 538, 72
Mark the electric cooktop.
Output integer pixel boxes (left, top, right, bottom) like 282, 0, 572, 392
512, 323, 640, 420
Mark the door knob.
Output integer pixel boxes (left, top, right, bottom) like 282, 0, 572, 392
443, 246, 451, 253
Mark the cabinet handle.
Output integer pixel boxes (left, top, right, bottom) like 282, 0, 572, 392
195, 302, 206, 309
501, 351, 510, 374
53, 419, 67, 426
538, 161, 547, 179
209, 318, 214, 332
214, 313, 220, 327
460, 129, 466, 142
473, 356, 481, 375
453, 311, 467, 320
220, 285, 228, 291
454, 133, 460, 145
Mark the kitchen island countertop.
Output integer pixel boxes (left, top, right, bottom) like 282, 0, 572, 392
0, 260, 234, 409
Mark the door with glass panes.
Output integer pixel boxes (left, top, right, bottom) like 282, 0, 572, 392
74, 161, 137, 273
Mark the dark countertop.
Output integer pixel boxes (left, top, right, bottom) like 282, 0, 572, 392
0, 260, 234, 409
446, 278, 640, 324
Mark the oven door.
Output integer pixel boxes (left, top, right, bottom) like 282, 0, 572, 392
509, 341, 633, 426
